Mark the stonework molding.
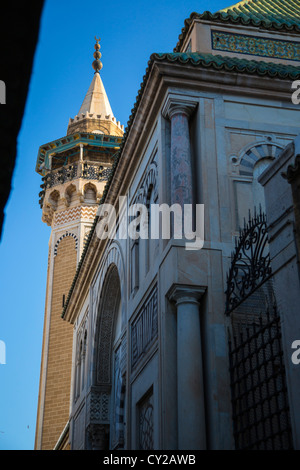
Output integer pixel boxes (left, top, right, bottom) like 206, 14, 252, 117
237, 141, 284, 177
162, 94, 198, 121
167, 283, 206, 305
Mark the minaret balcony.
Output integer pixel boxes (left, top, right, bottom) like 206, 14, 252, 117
41, 161, 111, 190
39, 161, 112, 209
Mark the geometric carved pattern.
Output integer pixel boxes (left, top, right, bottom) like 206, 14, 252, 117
212, 30, 300, 62
54, 206, 97, 226
133, 161, 158, 205
88, 391, 110, 423
54, 231, 78, 256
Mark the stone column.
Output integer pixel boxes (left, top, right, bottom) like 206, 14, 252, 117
168, 105, 195, 207
168, 284, 206, 450
163, 99, 197, 239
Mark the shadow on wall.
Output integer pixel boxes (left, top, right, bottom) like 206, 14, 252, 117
0, 1, 45, 239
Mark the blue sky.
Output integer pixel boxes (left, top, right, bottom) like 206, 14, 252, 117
0, 0, 226, 450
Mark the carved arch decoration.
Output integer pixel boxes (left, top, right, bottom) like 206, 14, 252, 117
92, 241, 126, 318
48, 189, 60, 210
235, 141, 283, 177
65, 183, 77, 206
94, 264, 121, 386
54, 231, 78, 256
83, 182, 97, 204
143, 162, 158, 203
86, 241, 126, 449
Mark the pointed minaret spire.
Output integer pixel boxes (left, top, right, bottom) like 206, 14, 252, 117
67, 37, 123, 137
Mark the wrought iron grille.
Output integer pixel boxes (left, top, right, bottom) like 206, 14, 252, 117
41, 163, 112, 190
229, 303, 293, 450
225, 210, 293, 450
225, 210, 272, 316
138, 392, 154, 450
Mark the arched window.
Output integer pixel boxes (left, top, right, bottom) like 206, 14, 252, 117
65, 184, 76, 206
49, 189, 60, 210
84, 183, 97, 204
232, 142, 283, 230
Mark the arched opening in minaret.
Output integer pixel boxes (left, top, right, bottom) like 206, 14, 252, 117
83, 183, 97, 204
65, 183, 76, 206
49, 189, 60, 210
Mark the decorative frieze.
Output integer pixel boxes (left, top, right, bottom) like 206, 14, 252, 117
86, 389, 110, 423
54, 206, 97, 226
212, 30, 300, 62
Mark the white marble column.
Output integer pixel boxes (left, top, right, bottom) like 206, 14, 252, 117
168, 284, 206, 450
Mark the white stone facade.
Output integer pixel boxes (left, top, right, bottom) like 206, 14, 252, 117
64, 76, 300, 449
37, 2, 300, 451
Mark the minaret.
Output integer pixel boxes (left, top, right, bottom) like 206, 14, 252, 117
35, 38, 123, 450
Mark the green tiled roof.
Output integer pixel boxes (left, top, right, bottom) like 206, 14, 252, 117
153, 52, 300, 79
61, 50, 299, 319
220, 0, 300, 27
174, 0, 300, 52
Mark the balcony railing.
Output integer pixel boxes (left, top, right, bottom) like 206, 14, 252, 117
39, 162, 112, 206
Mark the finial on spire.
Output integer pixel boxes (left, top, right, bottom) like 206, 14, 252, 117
92, 36, 103, 74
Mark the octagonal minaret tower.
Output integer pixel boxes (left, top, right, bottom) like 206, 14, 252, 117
35, 38, 123, 450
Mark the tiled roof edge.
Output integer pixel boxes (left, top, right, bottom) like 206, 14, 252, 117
173, 10, 300, 53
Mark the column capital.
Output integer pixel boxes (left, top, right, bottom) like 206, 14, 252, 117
167, 283, 206, 305
162, 95, 197, 120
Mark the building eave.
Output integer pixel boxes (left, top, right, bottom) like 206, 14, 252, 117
174, 9, 300, 53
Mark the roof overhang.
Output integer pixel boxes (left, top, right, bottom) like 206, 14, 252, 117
36, 132, 123, 175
